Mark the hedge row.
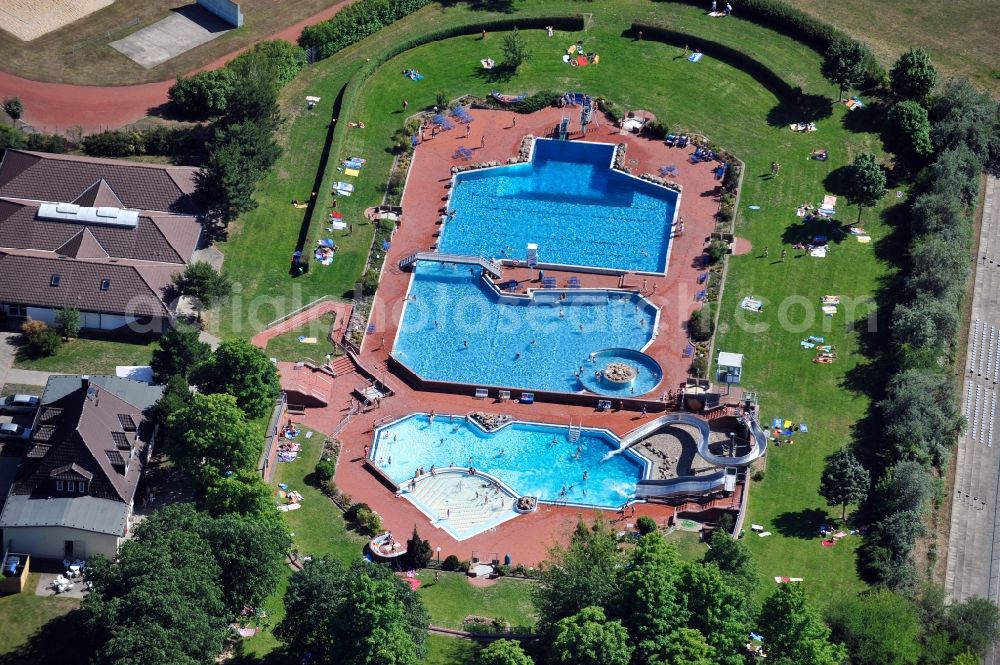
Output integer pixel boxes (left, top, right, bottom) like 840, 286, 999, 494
82, 125, 210, 158
655, 0, 851, 54
299, 0, 434, 60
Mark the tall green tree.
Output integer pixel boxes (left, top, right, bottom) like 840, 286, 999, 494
150, 322, 211, 382
929, 78, 1000, 167
0, 124, 24, 150
133, 503, 289, 614
168, 69, 236, 118
617, 534, 687, 664
944, 597, 1000, 656
890, 48, 938, 102
479, 640, 534, 665
682, 562, 750, 665
54, 306, 81, 340
826, 589, 921, 665
501, 27, 532, 71
275, 558, 429, 665
194, 338, 281, 418
203, 471, 275, 519
149, 373, 192, 428
878, 460, 935, 516
886, 101, 934, 161
82, 524, 228, 664
167, 392, 260, 484
533, 520, 623, 629
663, 628, 715, 665
702, 529, 759, 604
548, 606, 632, 665
171, 262, 232, 321
819, 449, 870, 520
821, 39, 867, 101
759, 584, 847, 665
879, 369, 964, 467
845, 153, 886, 223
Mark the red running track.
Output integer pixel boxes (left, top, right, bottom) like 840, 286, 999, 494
0, 0, 356, 133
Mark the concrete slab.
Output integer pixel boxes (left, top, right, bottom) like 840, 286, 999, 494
109, 5, 231, 70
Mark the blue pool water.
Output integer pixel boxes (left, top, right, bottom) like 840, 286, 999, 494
393, 261, 660, 394
372, 414, 648, 508
440, 139, 678, 273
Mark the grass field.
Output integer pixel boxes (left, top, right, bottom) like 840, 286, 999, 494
416, 572, 537, 631
213, 0, 889, 608
0, 575, 79, 654
0, 0, 343, 85
13, 333, 157, 374
781, 0, 1000, 94
264, 312, 339, 363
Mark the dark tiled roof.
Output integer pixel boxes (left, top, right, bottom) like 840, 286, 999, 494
0, 198, 199, 265
0, 150, 201, 214
54, 228, 110, 259
11, 381, 151, 503
41, 375, 163, 410
0, 253, 176, 318
73, 179, 124, 208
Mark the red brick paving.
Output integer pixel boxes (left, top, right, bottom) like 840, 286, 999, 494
286, 108, 734, 565
250, 300, 353, 350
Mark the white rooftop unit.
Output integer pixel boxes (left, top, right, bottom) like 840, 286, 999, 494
717, 351, 744, 384
37, 202, 139, 229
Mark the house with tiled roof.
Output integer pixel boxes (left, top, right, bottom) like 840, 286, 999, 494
0, 375, 163, 561
0, 149, 205, 332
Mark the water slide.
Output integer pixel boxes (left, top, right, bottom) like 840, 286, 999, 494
615, 412, 767, 467
634, 470, 730, 499
611, 412, 766, 500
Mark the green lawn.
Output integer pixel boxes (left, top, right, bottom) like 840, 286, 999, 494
664, 528, 710, 562
264, 312, 340, 364
417, 572, 537, 631
0, 384, 42, 398
425, 634, 480, 665
13, 334, 157, 375
215, 0, 889, 619
235, 426, 367, 660
0, 576, 80, 654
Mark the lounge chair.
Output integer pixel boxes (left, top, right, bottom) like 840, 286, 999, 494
682, 344, 694, 358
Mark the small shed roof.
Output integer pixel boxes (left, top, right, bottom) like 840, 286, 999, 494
717, 351, 744, 368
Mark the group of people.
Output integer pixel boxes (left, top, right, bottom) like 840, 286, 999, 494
709, 0, 733, 14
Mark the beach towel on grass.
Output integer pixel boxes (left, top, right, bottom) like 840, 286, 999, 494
344, 168, 360, 177
688, 52, 704, 62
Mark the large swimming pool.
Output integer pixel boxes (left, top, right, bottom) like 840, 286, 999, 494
372, 414, 649, 508
393, 261, 662, 394
440, 139, 678, 273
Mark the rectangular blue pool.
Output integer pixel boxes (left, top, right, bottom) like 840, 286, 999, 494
440, 139, 678, 273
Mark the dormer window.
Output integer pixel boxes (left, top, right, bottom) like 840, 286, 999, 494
50, 275, 61, 287
100, 278, 110, 291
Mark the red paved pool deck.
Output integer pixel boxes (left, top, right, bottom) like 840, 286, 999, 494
287, 108, 736, 565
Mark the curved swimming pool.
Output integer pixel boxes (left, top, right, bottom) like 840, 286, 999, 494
392, 261, 659, 393
575, 348, 664, 396
371, 413, 650, 509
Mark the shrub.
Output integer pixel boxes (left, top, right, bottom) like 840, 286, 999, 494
82, 130, 144, 157
689, 355, 708, 378
345, 502, 371, 522
229, 40, 307, 87
516, 90, 559, 114
359, 268, 381, 296
689, 305, 715, 342
168, 69, 236, 118
54, 307, 81, 340
2, 97, 23, 120
442, 554, 461, 571
299, 0, 434, 60
20, 319, 61, 358
25, 132, 70, 153
643, 121, 670, 139
405, 527, 433, 568
314, 459, 335, 483
706, 238, 729, 264
752, 469, 766, 482
0, 125, 25, 150
354, 507, 382, 535
636, 516, 658, 535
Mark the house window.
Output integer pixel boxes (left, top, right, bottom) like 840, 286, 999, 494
66, 481, 75, 492
100, 279, 110, 291
56, 480, 64, 491
50, 275, 61, 287
7, 304, 26, 317
78, 482, 86, 494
